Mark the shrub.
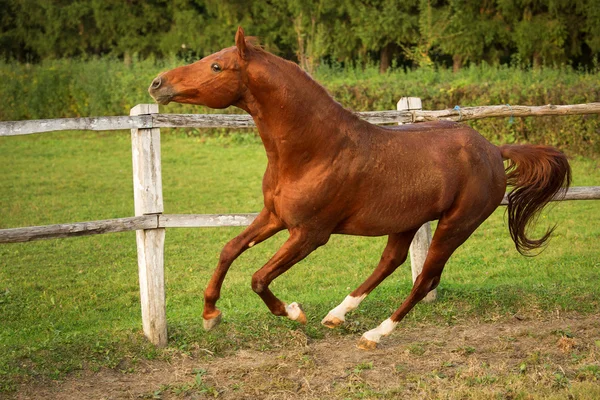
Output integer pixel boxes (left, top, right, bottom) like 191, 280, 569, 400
1, 60, 598, 155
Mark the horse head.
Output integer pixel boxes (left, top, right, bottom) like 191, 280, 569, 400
148, 27, 251, 109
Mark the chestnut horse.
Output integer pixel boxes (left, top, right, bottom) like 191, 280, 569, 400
149, 27, 571, 349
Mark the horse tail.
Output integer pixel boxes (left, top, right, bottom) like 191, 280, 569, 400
499, 144, 571, 256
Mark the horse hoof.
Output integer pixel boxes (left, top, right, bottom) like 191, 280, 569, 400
356, 336, 378, 351
286, 302, 307, 325
296, 310, 307, 325
203, 312, 222, 331
321, 314, 344, 328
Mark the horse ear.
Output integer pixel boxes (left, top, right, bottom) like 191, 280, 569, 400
235, 26, 247, 59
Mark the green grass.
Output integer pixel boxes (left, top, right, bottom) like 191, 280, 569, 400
1, 130, 599, 391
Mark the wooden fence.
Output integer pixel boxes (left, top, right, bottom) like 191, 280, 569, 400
3, 102, 600, 136
1, 100, 600, 346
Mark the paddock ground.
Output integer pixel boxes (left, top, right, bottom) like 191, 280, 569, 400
9, 312, 600, 400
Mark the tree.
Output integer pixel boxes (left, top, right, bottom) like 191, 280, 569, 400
90, 0, 172, 59
0, 0, 96, 61
582, 0, 600, 56
440, 0, 510, 70
344, 0, 420, 72
497, 0, 585, 67
0, 0, 598, 71
399, 0, 452, 68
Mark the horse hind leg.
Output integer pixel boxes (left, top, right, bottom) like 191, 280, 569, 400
357, 201, 497, 350
321, 230, 417, 328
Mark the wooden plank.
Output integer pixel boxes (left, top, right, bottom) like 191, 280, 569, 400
0, 216, 157, 243
151, 111, 416, 127
2, 184, 596, 245
558, 186, 600, 201
413, 102, 600, 123
152, 103, 600, 127
2, 183, 597, 246
151, 111, 414, 127
500, 186, 600, 205
131, 107, 164, 216
0, 213, 261, 244
152, 113, 255, 128
0, 115, 152, 136
131, 104, 167, 347
409, 223, 437, 303
397, 97, 423, 112
135, 228, 167, 347
158, 213, 259, 228
3, 102, 599, 136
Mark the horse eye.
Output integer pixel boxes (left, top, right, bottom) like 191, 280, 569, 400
211, 63, 222, 73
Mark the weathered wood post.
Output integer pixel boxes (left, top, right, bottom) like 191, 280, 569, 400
130, 104, 167, 346
397, 97, 437, 302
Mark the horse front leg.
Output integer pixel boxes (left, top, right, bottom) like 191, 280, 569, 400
203, 208, 283, 330
251, 229, 330, 324
321, 229, 417, 328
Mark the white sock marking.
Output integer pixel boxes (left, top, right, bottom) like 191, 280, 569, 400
286, 302, 302, 320
323, 294, 366, 323
362, 318, 398, 343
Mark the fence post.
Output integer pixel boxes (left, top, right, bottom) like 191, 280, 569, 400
130, 104, 167, 346
397, 97, 437, 302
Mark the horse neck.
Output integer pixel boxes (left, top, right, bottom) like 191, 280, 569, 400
241, 55, 358, 162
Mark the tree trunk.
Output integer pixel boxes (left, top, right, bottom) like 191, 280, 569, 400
124, 51, 132, 67
533, 52, 542, 69
294, 14, 309, 72
379, 43, 393, 73
452, 54, 463, 72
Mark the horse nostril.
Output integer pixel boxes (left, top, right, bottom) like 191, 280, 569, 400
151, 77, 162, 90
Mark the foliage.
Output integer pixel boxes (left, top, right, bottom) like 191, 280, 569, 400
1, 58, 598, 155
1, 0, 599, 70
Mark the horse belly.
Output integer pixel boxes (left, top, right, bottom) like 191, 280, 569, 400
333, 187, 446, 236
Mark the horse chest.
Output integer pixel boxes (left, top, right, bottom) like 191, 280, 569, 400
262, 170, 347, 228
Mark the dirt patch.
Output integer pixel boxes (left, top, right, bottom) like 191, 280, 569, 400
10, 313, 600, 399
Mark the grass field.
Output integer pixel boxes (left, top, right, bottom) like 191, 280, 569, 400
1, 129, 599, 394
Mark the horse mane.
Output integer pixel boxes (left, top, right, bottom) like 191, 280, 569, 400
246, 40, 356, 118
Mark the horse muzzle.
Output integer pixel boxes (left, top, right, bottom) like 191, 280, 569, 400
148, 76, 174, 105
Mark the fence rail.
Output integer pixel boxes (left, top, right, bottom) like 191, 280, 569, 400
2, 102, 600, 136
2, 100, 599, 347
2, 187, 599, 244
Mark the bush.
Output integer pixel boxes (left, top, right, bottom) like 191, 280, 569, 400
1, 59, 598, 155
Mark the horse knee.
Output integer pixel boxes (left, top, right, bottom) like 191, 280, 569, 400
251, 273, 266, 294
414, 274, 441, 298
